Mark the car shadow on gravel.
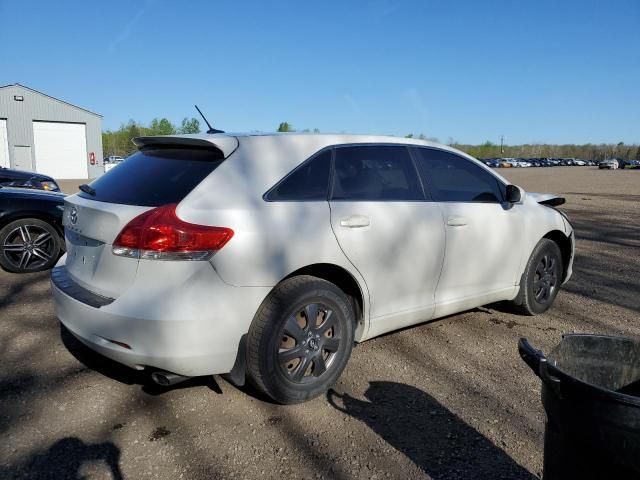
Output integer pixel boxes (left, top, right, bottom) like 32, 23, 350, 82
0, 437, 123, 480
328, 381, 536, 480
59, 324, 223, 395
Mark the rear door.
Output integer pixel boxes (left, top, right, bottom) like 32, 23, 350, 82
412, 147, 525, 315
63, 145, 225, 298
328, 145, 445, 334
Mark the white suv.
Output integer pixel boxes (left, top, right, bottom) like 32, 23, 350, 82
52, 133, 574, 403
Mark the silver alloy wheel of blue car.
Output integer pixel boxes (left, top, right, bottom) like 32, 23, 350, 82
1, 220, 59, 273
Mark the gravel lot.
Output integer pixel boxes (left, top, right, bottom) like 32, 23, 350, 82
1, 167, 638, 479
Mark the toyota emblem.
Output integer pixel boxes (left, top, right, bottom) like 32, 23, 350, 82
69, 207, 78, 225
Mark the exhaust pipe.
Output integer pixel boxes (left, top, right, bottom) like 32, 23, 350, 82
151, 371, 190, 387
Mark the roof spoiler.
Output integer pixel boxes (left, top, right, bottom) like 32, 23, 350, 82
132, 135, 239, 159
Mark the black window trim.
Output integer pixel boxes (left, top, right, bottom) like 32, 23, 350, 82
328, 143, 428, 203
411, 146, 508, 204
262, 146, 334, 202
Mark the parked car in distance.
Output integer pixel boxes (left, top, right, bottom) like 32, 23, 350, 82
617, 159, 630, 170
625, 160, 640, 169
511, 159, 531, 167
103, 156, 125, 173
0, 186, 66, 273
482, 159, 501, 168
103, 155, 124, 164
51, 133, 575, 404
573, 160, 586, 166
0, 166, 60, 192
599, 159, 619, 170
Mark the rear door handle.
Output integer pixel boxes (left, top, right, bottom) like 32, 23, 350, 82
447, 216, 468, 227
340, 215, 370, 228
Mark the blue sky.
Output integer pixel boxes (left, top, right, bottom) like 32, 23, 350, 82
1, 0, 638, 144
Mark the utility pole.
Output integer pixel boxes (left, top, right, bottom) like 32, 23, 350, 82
500, 135, 504, 154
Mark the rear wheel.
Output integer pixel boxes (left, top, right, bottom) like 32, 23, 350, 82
511, 239, 563, 315
0, 218, 62, 273
246, 275, 355, 404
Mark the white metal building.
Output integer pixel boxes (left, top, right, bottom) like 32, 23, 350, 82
0, 84, 103, 179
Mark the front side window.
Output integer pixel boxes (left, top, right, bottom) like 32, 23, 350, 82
414, 148, 504, 203
331, 145, 423, 201
265, 149, 331, 201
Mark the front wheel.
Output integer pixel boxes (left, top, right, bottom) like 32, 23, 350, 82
511, 239, 563, 315
246, 276, 355, 404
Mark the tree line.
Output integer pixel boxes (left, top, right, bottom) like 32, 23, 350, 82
404, 135, 639, 161
102, 117, 201, 157
280, 124, 640, 160
102, 119, 639, 161
449, 140, 640, 161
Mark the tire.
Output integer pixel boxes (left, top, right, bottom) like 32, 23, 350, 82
246, 275, 355, 404
511, 239, 563, 316
0, 218, 62, 273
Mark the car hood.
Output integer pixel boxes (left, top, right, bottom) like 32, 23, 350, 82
0, 167, 55, 181
528, 192, 566, 206
0, 186, 66, 200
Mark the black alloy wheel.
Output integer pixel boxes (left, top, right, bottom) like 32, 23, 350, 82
246, 275, 355, 404
511, 238, 563, 315
278, 302, 342, 383
533, 253, 558, 304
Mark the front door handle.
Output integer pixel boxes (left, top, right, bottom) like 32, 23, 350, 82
340, 215, 370, 228
447, 216, 468, 227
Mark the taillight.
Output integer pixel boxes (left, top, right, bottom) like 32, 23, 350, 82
112, 204, 233, 261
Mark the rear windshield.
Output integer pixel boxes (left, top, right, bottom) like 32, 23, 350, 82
79, 147, 224, 206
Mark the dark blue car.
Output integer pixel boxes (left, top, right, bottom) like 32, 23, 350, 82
0, 186, 65, 273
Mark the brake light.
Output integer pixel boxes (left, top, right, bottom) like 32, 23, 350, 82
112, 204, 233, 261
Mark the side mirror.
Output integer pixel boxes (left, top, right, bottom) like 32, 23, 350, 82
506, 184, 522, 203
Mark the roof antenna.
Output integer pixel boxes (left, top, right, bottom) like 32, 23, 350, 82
195, 105, 224, 134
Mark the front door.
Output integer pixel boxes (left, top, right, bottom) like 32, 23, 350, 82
329, 145, 446, 337
412, 147, 525, 316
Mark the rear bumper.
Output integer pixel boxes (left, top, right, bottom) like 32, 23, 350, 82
51, 258, 271, 377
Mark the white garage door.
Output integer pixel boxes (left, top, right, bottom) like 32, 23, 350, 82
0, 120, 9, 168
33, 121, 88, 179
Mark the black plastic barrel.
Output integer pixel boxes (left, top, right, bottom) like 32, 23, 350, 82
519, 334, 640, 480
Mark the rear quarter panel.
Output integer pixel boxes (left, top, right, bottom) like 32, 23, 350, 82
178, 137, 371, 337
178, 136, 366, 289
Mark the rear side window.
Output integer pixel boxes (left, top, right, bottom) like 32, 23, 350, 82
331, 145, 423, 201
265, 149, 331, 201
79, 148, 223, 206
414, 148, 504, 203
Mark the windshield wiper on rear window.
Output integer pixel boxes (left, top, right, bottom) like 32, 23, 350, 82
79, 184, 96, 196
